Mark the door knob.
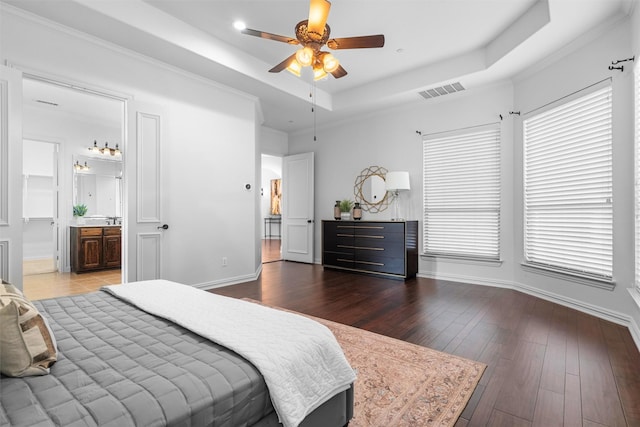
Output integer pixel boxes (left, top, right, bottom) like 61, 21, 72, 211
307, 219, 314, 224
157, 224, 169, 230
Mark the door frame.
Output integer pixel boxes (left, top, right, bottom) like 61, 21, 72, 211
15, 67, 130, 281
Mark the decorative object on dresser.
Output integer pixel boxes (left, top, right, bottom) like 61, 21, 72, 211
353, 165, 391, 213
339, 199, 354, 220
352, 202, 362, 220
70, 226, 121, 273
333, 200, 341, 220
385, 171, 411, 221
322, 220, 418, 279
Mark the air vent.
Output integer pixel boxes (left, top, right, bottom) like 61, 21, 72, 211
419, 82, 465, 100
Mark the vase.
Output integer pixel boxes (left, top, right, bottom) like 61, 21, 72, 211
340, 212, 351, 221
353, 203, 362, 220
334, 201, 341, 220
76, 216, 86, 225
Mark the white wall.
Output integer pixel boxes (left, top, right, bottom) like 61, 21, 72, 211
260, 126, 288, 157
289, 14, 640, 339
289, 82, 515, 288
2, 8, 261, 287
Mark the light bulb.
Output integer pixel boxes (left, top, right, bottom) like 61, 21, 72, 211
313, 65, 328, 81
295, 47, 314, 67
322, 53, 339, 73
286, 58, 302, 77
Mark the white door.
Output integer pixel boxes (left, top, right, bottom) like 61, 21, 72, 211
0, 66, 23, 286
124, 101, 168, 282
281, 152, 314, 263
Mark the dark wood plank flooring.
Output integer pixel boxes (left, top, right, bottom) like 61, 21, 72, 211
210, 261, 640, 426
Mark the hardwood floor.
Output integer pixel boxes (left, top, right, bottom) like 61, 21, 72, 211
262, 238, 281, 263
211, 261, 640, 427
23, 269, 121, 301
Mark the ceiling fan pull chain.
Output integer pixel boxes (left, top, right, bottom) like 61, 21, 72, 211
311, 83, 317, 141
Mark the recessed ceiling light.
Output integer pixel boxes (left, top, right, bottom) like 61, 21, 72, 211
233, 21, 246, 31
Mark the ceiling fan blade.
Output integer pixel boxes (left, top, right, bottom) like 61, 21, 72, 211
269, 53, 298, 73
327, 35, 385, 50
307, 0, 331, 37
330, 65, 348, 79
241, 28, 299, 45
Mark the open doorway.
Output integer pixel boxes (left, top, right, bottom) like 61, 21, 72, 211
22, 77, 125, 300
261, 154, 282, 263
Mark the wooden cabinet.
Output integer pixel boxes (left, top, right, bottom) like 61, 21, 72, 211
322, 220, 418, 279
70, 226, 122, 273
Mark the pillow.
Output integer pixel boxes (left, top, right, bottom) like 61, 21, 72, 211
0, 281, 57, 377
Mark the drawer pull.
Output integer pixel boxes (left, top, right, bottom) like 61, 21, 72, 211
336, 233, 355, 237
337, 245, 384, 251
355, 260, 385, 266
336, 258, 353, 263
358, 235, 384, 239
353, 226, 385, 229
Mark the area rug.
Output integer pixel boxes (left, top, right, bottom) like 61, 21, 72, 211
243, 299, 486, 426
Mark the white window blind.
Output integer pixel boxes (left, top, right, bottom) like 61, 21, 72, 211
423, 124, 501, 260
524, 84, 613, 281
635, 65, 640, 292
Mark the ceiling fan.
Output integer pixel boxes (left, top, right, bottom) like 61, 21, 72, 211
239, 0, 385, 80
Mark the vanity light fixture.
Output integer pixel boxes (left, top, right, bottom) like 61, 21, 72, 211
89, 140, 101, 153
89, 140, 122, 157
100, 142, 121, 156
73, 160, 90, 171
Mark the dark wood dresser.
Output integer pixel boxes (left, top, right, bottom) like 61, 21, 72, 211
322, 220, 418, 279
70, 226, 122, 273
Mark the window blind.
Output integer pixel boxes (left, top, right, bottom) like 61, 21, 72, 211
635, 65, 640, 292
524, 85, 613, 280
423, 124, 501, 259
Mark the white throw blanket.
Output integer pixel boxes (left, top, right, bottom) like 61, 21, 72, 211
103, 280, 356, 427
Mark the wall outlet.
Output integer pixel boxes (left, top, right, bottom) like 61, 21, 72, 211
222, 256, 228, 267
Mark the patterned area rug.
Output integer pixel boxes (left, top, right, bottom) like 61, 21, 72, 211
244, 300, 486, 426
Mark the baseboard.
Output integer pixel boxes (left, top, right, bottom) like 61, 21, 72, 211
195, 264, 262, 290
418, 270, 640, 352
416, 271, 514, 289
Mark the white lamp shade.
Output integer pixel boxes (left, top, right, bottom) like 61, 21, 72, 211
385, 171, 410, 192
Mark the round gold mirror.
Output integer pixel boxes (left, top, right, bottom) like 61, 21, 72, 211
354, 166, 391, 213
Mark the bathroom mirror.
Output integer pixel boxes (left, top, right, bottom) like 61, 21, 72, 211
353, 166, 391, 213
73, 155, 123, 218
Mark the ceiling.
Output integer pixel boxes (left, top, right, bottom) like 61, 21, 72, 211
4, 0, 633, 133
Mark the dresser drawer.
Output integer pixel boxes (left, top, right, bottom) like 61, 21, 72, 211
103, 227, 122, 236
353, 258, 405, 276
79, 227, 103, 237
322, 252, 355, 270
353, 222, 404, 236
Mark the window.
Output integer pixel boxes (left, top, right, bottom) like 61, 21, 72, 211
635, 65, 640, 294
422, 124, 501, 260
524, 84, 613, 282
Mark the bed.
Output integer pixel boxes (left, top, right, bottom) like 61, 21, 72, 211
0, 280, 355, 427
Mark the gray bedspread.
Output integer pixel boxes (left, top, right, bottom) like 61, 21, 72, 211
0, 291, 277, 426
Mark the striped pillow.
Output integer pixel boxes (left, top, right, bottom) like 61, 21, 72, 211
0, 281, 57, 377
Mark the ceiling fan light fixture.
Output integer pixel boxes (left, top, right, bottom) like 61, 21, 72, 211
308, 0, 331, 39
296, 46, 314, 67
313, 63, 328, 81
321, 52, 339, 73
286, 58, 302, 76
